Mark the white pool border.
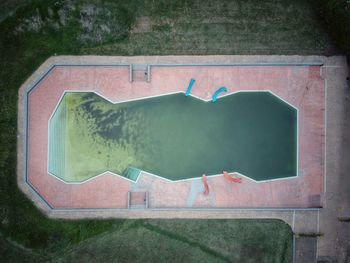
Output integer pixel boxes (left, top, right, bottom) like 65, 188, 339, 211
46, 88, 299, 185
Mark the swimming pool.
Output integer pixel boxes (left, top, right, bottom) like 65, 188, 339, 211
48, 91, 297, 183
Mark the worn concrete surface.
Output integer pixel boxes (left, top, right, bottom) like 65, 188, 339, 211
19, 56, 324, 210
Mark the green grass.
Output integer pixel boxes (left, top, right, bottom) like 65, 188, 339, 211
0, 0, 35, 22
0, 0, 346, 261
84, 0, 332, 55
4, 219, 290, 262
310, 0, 350, 54
0, 219, 293, 262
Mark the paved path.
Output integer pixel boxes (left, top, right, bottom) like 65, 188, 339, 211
317, 58, 350, 262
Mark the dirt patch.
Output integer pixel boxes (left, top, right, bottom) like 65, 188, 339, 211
131, 16, 152, 33
78, 3, 131, 45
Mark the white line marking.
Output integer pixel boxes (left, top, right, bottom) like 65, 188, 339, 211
293, 210, 296, 231
324, 78, 327, 194
293, 234, 296, 263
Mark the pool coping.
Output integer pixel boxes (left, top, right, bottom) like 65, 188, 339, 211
17, 55, 329, 217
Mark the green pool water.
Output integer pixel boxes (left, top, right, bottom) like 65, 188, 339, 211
48, 91, 297, 182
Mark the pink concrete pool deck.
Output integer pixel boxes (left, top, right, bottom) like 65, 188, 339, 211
20, 56, 325, 210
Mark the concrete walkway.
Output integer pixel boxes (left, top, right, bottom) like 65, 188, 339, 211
18, 55, 324, 210
317, 58, 350, 262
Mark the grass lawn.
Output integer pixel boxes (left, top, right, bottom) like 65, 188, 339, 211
0, 0, 343, 262
2, 219, 292, 262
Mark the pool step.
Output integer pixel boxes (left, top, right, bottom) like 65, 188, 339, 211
130, 64, 151, 82
128, 191, 149, 209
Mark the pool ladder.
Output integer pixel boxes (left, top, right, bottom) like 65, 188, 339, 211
129, 64, 151, 82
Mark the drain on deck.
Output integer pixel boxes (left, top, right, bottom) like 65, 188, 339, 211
129, 64, 150, 82
128, 191, 149, 209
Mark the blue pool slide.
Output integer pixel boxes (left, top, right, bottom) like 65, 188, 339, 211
212, 87, 227, 102
185, 79, 196, 96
